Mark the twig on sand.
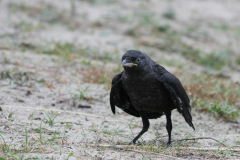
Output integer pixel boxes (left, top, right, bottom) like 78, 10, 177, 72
175, 137, 226, 147
88, 143, 240, 152
179, 146, 240, 152
32, 132, 46, 154
1, 105, 236, 153
129, 149, 184, 160
1, 105, 142, 127
89, 144, 184, 160
1, 107, 14, 139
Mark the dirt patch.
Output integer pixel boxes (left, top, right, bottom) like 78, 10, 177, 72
0, 51, 240, 159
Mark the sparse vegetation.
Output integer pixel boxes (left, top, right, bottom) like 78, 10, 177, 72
138, 25, 232, 70
236, 55, 240, 65
43, 111, 61, 126
13, 20, 43, 32
8, 2, 71, 26
181, 47, 231, 70
41, 42, 78, 60
11, 41, 119, 63
1, 0, 240, 159
69, 86, 93, 107
81, 66, 121, 89
180, 74, 240, 121
207, 100, 239, 121
163, 9, 176, 20
0, 70, 45, 87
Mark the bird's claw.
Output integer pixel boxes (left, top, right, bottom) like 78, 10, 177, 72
167, 141, 172, 147
129, 141, 146, 146
128, 141, 136, 145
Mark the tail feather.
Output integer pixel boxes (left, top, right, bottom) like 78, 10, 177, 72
182, 105, 195, 130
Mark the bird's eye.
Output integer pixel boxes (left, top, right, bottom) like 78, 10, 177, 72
136, 58, 140, 62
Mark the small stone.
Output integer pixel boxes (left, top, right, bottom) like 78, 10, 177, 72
77, 104, 91, 108
26, 90, 32, 96
17, 99, 25, 102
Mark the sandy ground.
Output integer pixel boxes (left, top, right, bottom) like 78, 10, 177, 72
0, 51, 240, 159
0, 0, 240, 159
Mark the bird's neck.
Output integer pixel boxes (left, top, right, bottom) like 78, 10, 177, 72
124, 64, 152, 77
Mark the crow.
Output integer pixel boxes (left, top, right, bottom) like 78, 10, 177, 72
110, 50, 195, 146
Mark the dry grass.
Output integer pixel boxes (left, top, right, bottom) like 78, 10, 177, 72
81, 66, 121, 89
1, 105, 239, 159
179, 74, 240, 121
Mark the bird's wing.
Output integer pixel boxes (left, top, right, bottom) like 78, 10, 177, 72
110, 72, 140, 117
158, 71, 195, 130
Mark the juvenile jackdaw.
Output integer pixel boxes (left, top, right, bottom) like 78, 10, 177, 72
110, 50, 195, 146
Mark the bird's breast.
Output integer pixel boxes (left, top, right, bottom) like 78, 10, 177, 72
122, 74, 174, 113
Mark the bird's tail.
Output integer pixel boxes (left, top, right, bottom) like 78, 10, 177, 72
180, 105, 195, 130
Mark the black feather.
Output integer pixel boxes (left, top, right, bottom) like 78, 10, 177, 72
159, 72, 195, 130
110, 72, 140, 117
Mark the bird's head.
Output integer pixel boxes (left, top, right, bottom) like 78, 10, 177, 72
121, 50, 149, 72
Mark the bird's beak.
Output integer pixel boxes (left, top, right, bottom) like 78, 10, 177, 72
121, 59, 137, 67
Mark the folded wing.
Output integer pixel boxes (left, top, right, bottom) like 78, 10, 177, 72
159, 72, 195, 130
110, 72, 140, 117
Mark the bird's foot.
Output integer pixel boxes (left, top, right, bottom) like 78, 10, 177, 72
167, 141, 172, 147
128, 140, 136, 145
129, 141, 147, 146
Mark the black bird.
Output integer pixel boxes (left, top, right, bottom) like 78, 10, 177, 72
110, 50, 195, 146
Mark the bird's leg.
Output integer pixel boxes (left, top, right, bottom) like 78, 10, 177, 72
165, 111, 172, 147
129, 113, 149, 145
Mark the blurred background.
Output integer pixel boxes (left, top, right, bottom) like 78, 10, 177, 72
0, 0, 240, 120
1, 0, 240, 71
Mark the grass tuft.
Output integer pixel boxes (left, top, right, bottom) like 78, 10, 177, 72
236, 54, 240, 65
181, 74, 240, 121
69, 86, 92, 107
163, 9, 176, 20
0, 70, 45, 87
207, 100, 239, 121
81, 66, 121, 89
181, 46, 231, 70
43, 111, 61, 126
